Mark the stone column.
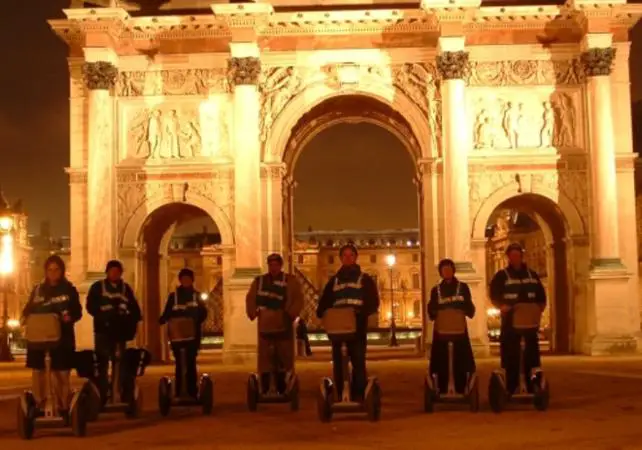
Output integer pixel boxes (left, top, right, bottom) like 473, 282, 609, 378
581, 42, 622, 269
263, 163, 285, 259
224, 47, 263, 364
436, 38, 473, 271
82, 61, 118, 276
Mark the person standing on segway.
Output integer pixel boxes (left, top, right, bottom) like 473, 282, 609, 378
246, 253, 303, 395
159, 268, 208, 399
489, 242, 546, 395
316, 244, 379, 402
86, 260, 142, 405
428, 258, 476, 394
22, 255, 83, 418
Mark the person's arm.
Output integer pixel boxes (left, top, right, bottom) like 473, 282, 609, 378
159, 293, 174, 325
362, 274, 380, 316
85, 281, 102, 318
285, 276, 304, 320
125, 284, 142, 323
489, 271, 507, 309
245, 277, 259, 321
65, 285, 83, 323
427, 286, 438, 321
316, 279, 335, 319
532, 271, 547, 310
461, 282, 475, 319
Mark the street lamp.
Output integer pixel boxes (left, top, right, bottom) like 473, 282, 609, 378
0, 206, 14, 362
386, 254, 399, 347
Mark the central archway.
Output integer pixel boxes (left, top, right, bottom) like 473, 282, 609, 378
278, 94, 427, 341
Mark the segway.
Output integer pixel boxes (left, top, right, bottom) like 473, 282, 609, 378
158, 317, 214, 416
424, 309, 479, 413
18, 313, 87, 439
488, 302, 549, 413
247, 307, 300, 412
317, 308, 381, 422
81, 341, 148, 420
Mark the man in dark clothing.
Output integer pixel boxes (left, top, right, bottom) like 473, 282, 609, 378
316, 244, 380, 401
86, 260, 142, 405
427, 258, 476, 394
246, 254, 303, 395
22, 255, 82, 415
489, 242, 547, 394
159, 268, 208, 399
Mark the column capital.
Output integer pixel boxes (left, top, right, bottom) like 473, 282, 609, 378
227, 56, 261, 87
580, 47, 617, 77
436, 50, 470, 80
260, 163, 287, 180
82, 61, 118, 90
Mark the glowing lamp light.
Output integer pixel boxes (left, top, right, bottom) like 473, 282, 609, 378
200, 292, 209, 301
0, 216, 12, 232
386, 254, 396, 267
386, 312, 392, 319
407, 311, 415, 319
7, 319, 19, 329
0, 234, 14, 275
487, 307, 500, 318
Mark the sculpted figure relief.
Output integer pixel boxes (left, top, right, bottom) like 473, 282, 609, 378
260, 66, 303, 142
129, 108, 202, 160
472, 93, 578, 150
116, 69, 224, 97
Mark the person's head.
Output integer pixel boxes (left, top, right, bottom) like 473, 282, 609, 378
44, 255, 66, 285
438, 258, 456, 280
339, 244, 358, 267
178, 268, 194, 288
105, 260, 124, 282
505, 243, 524, 267
266, 253, 283, 276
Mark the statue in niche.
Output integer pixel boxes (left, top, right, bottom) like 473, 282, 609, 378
540, 101, 554, 148
554, 93, 575, 147
474, 109, 496, 149
502, 101, 522, 148
131, 109, 163, 158
163, 110, 181, 159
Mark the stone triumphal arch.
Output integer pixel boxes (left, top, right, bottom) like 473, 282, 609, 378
53, 0, 642, 361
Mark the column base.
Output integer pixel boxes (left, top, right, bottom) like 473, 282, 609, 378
74, 272, 104, 351
222, 270, 261, 366
583, 334, 638, 356
590, 258, 626, 271
454, 261, 475, 273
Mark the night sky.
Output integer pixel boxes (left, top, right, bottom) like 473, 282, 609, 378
1, 2, 640, 237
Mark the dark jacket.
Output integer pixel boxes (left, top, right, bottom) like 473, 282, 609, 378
160, 286, 208, 346
316, 264, 380, 336
22, 279, 82, 350
86, 279, 142, 341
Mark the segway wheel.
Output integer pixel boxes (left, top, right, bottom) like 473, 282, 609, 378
81, 381, 101, 422
200, 375, 214, 416
247, 374, 259, 412
488, 371, 506, 414
365, 378, 382, 422
16, 392, 35, 440
71, 391, 87, 437
533, 374, 550, 412
289, 375, 300, 412
316, 378, 333, 423
468, 374, 480, 413
125, 384, 143, 419
423, 377, 435, 413
158, 377, 172, 417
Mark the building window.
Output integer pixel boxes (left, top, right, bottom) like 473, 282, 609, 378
413, 300, 421, 318
216, 256, 222, 265
328, 255, 335, 264
297, 255, 304, 264
412, 253, 419, 263
370, 254, 377, 263
412, 273, 420, 290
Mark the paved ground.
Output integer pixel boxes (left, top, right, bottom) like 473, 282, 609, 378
1, 355, 642, 449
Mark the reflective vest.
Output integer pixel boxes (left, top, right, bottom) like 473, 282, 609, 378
332, 273, 365, 308
100, 280, 130, 314
256, 274, 288, 310
502, 268, 539, 305
30, 283, 71, 315
435, 281, 466, 311
170, 290, 200, 319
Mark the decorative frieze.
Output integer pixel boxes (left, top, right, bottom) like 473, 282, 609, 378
436, 51, 469, 80
580, 48, 616, 77
227, 57, 261, 87
116, 69, 226, 97
82, 61, 118, 90
468, 59, 584, 86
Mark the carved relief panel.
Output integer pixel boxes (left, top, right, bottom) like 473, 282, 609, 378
467, 88, 582, 151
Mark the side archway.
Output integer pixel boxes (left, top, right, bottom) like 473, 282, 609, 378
263, 81, 433, 164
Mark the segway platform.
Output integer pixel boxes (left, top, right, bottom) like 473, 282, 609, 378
158, 317, 214, 416
316, 308, 381, 422
18, 314, 87, 439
